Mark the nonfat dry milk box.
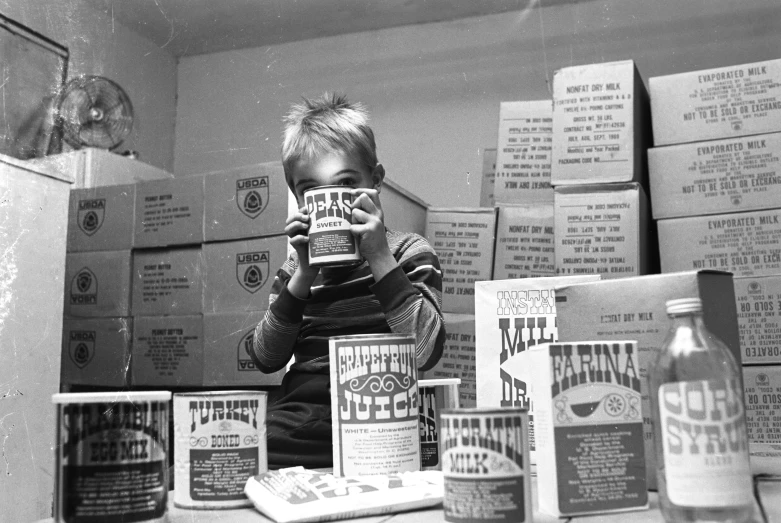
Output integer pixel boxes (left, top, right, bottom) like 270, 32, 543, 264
132, 247, 203, 316
131, 315, 203, 387
519, 341, 647, 517
67, 183, 135, 252
203, 162, 289, 242
425, 208, 496, 314
64, 250, 132, 318
493, 100, 553, 204
650, 58, 781, 146
492, 204, 555, 280
61, 317, 131, 387
735, 275, 781, 365
421, 313, 476, 407
134, 175, 204, 248
554, 183, 655, 279
658, 208, 781, 277
552, 60, 650, 185
649, 132, 781, 219
480, 148, 497, 207
742, 365, 781, 477
554, 270, 742, 489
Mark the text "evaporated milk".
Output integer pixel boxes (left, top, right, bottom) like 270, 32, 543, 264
304, 185, 362, 267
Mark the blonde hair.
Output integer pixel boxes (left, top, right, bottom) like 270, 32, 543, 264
281, 93, 378, 188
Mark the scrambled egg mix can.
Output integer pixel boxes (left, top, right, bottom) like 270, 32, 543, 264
304, 185, 362, 267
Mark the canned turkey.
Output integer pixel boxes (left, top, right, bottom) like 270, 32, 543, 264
441, 407, 532, 523
304, 185, 361, 267
173, 391, 267, 508
52, 391, 171, 523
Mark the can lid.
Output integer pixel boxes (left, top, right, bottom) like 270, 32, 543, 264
666, 298, 703, 314
52, 391, 172, 404
419, 378, 461, 387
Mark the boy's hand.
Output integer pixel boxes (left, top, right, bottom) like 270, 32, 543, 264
351, 188, 396, 281
285, 206, 319, 297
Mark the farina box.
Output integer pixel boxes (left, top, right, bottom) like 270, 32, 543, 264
67, 183, 135, 252
132, 247, 203, 316
61, 317, 131, 387
131, 315, 203, 387
554, 183, 655, 279
64, 250, 132, 318
202, 311, 285, 387
493, 100, 553, 203
203, 162, 289, 242
658, 208, 781, 277
650, 58, 781, 146
649, 132, 781, 219
554, 270, 742, 489
474, 275, 601, 465
551, 60, 650, 185
520, 341, 647, 516
479, 148, 496, 207
735, 275, 781, 365
492, 203, 555, 280
425, 207, 496, 314
742, 365, 781, 477
134, 175, 204, 248
420, 313, 476, 407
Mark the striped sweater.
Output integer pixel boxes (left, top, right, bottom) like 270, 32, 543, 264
250, 229, 445, 374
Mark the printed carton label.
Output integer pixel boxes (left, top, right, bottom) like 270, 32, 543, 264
77, 199, 105, 236
235, 251, 269, 294
236, 176, 269, 219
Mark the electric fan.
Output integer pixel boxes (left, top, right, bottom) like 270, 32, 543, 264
55, 75, 134, 150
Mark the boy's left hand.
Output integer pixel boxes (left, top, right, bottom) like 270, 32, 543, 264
350, 188, 391, 264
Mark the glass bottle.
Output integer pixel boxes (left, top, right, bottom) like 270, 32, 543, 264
648, 298, 754, 523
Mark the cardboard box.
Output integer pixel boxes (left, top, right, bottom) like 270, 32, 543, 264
202, 311, 285, 387
551, 60, 650, 185
67, 183, 135, 252
650, 58, 781, 146
131, 315, 203, 386
658, 208, 781, 277
421, 313, 476, 407
520, 341, 647, 516
479, 148, 496, 208
202, 162, 289, 242
492, 203, 555, 280
554, 183, 655, 279
554, 270, 742, 488
64, 250, 132, 318
202, 235, 288, 314
381, 178, 430, 237
649, 132, 781, 219
61, 317, 131, 387
132, 247, 203, 316
134, 176, 204, 248
425, 207, 496, 314
735, 275, 781, 365
493, 100, 553, 204
743, 365, 781, 477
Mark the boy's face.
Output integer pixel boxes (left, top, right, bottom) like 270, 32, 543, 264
289, 150, 379, 206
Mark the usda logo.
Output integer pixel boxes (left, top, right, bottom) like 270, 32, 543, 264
69, 331, 95, 369
236, 251, 269, 293
70, 268, 98, 305
237, 330, 258, 371
236, 177, 269, 219
77, 199, 105, 236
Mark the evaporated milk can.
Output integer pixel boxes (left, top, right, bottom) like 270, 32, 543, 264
304, 185, 362, 267
173, 391, 267, 508
441, 407, 532, 523
52, 391, 171, 523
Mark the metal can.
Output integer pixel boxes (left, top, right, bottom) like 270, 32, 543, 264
304, 185, 362, 267
173, 391, 267, 508
441, 407, 532, 523
419, 378, 461, 470
329, 333, 420, 476
52, 391, 171, 523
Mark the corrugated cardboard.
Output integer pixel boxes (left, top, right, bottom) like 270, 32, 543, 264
658, 208, 781, 277
492, 204, 555, 280
134, 175, 204, 248
551, 60, 650, 185
131, 315, 203, 387
554, 270, 742, 489
420, 313, 476, 407
493, 100, 553, 203
479, 148, 496, 208
650, 58, 781, 146
202, 311, 285, 387
203, 162, 289, 242
67, 183, 135, 252
132, 247, 203, 316
554, 183, 656, 279
735, 275, 781, 365
64, 250, 132, 317
61, 317, 131, 387
649, 132, 781, 219
425, 207, 496, 314
381, 178, 430, 237
742, 365, 781, 477
202, 235, 288, 314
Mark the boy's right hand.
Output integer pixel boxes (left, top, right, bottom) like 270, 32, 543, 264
286, 207, 320, 294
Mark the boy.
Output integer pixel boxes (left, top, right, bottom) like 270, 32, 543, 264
250, 93, 445, 469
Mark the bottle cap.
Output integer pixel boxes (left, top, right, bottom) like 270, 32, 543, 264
666, 298, 703, 314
